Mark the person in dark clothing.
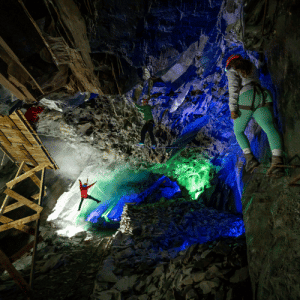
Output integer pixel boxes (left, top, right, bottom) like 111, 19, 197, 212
78, 179, 101, 211
134, 97, 157, 148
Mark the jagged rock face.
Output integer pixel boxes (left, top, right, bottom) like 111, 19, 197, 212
224, 1, 300, 299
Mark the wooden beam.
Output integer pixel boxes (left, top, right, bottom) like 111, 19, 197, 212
0, 249, 32, 297
0, 129, 12, 147
0, 143, 15, 163
0, 161, 25, 216
0, 115, 19, 129
14, 110, 59, 170
17, 145, 38, 166
31, 190, 47, 201
0, 213, 40, 232
6, 163, 49, 188
0, 73, 27, 101
2, 201, 24, 214
0, 215, 36, 236
0, 117, 33, 146
0, 235, 43, 273
30, 167, 45, 288
3, 189, 43, 213
18, 163, 40, 187
1, 152, 6, 166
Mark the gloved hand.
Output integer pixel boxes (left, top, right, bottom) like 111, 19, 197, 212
231, 111, 239, 120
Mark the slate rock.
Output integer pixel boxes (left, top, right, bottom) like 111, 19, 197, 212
191, 271, 206, 282
113, 275, 138, 292
94, 289, 121, 300
146, 283, 157, 295
152, 264, 165, 277
182, 276, 193, 285
196, 281, 219, 294
115, 247, 135, 260
40, 254, 63, 273
185, 288, 198, 299
229, 266, 249, 283
212, 241, 232, 256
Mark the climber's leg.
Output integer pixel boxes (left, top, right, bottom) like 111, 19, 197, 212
233, 109, 253, 150
253, 106, 284, 177
78, 198, 84, 211
252, 106, 282, 152
87, 195, 100, 203
148, 121, 156, 146
234, 90, 260, 172
140, 122, 148, 143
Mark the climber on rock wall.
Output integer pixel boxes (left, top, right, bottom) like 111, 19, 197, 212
78, 179, 101, 211
134, 96, 157, 149
225, 54, 285, 177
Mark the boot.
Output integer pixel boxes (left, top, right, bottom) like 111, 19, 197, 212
267, 155, 285, 178
244, 153, 260, 173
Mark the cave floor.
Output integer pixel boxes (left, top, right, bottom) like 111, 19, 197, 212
0, 222, 116, 300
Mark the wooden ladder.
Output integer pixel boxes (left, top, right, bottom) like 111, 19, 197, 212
0, 161, 50, 299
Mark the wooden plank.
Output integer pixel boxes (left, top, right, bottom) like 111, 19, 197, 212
0, 73, 27, 101
0, 34, 43, 95
21, 163, 41, 188
0, 115, 18, 129
0, 235, 43, 273
0, 152, 5, 166
3, 201, 25, 213
30, 167, 45, 288
14, 131, 33, 147
0, 127, 34, 144
0, 129, 12, 146
3, 189, 43, 213
0, 161, 25, 216
0, 215, 35, 236
0, 249, 32, 296
17, 145, 38, 166
0, 143, 15, 163
0, 213, 40, 232
14, 111, 58, 170
6, 117, 40, 144
6, 162, 49, 188
31, 190, 47, 200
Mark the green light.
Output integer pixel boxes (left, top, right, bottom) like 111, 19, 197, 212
150, 148, 215, 200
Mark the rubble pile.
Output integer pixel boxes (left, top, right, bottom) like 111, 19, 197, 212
0, 223, 114, 300
37, 95, 173, 166
91, 201, 252, 300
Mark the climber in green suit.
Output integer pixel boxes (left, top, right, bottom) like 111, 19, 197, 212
134, 97, 157, 149
225, 54, 284, 177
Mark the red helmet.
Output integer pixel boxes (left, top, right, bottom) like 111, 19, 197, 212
225, 54, 242, 72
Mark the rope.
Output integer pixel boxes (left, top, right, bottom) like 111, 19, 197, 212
262, 0, 268, 36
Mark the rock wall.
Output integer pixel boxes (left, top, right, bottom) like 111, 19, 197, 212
227, 1, 300, 299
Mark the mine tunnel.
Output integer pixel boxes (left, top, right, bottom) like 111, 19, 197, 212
0, 0, 300, 300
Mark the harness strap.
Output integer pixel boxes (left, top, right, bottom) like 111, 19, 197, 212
240, 82, 268, 111
239, 102, 272, 110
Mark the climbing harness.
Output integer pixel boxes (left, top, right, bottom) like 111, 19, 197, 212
238, 82, 270, 112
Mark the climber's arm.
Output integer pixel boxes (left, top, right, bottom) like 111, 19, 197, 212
87, 182, 97, 189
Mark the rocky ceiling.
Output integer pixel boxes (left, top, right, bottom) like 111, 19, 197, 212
0, 0, 300, 299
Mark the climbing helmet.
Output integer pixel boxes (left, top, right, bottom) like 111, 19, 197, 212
225, 54, 242, 72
